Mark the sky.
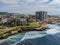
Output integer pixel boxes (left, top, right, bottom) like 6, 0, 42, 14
0, 0, 60, 16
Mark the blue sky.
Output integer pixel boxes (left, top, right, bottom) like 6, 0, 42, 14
0, 0, 60, 16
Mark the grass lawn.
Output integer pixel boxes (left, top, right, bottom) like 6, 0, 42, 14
0, 26, 7, 29
0, 30, 6, 33
28, 22, 40, 28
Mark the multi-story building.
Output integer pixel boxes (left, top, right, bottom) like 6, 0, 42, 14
35, 11, 47, 21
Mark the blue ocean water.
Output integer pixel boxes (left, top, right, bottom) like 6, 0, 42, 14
0, 23, 60, 45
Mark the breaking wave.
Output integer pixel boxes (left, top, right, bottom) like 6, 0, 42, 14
0, 23, 60, 45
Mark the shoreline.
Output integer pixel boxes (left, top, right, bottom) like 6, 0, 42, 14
0, 22, 60, 39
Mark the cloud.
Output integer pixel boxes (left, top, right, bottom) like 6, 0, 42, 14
26, 0, 35, 2
0, 0, 19, 4
49, 0, 60, 5
0, 0, 60, 15
43, 0, 53, 4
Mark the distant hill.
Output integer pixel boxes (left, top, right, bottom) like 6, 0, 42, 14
0, 12, 9, 14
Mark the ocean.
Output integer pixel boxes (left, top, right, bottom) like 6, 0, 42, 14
0, 22, 60, 45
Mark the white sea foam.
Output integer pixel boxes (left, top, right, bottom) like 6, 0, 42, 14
47, 24, 60, 34
20, 31, 47, 41
0, 39, 6, 44
21, 24, 60, 41
0, 23, 60, 45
